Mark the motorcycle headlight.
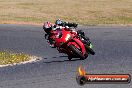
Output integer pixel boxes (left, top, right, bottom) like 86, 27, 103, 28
65, 34, 71, 41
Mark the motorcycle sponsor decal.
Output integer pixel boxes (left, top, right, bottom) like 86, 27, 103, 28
76, 66, 131, 86
65, 34, 71, 41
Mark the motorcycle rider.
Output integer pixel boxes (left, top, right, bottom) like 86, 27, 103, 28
43, 21, 78, 48
43, 21, 56, 47
55, 19, 91, 45
55, 19, 78, 28
43, 19, 90, 48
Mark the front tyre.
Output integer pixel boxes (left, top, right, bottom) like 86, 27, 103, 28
68, 55, 72, 61
69, 45, 85, 60
84, 53, 88, 59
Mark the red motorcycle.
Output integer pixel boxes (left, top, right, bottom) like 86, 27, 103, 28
49, 27, 88, 60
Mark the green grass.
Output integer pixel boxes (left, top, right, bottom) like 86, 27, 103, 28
0, 0, 132, 25
0, 51, 31, 65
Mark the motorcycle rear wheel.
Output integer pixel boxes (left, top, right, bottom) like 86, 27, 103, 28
85, 45, 95, 55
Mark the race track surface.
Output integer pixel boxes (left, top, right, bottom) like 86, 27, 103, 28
0, 24, 132, 88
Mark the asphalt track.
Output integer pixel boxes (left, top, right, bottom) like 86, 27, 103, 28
0, 24, 132, 88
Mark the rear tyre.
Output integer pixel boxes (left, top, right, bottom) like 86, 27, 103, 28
69, 45, 85, 60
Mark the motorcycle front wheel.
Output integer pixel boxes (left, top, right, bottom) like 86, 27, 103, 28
68, 44, 85, 60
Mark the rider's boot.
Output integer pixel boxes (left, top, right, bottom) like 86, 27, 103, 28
49, 39, 56, 48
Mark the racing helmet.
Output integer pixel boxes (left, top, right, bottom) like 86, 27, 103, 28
55, 19, 63, 26
43, 21, 52, 34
